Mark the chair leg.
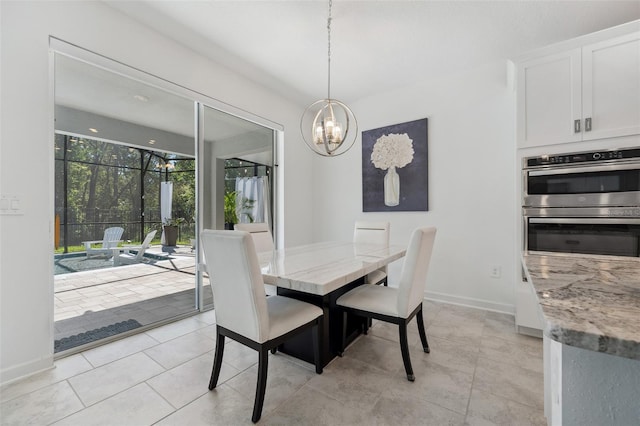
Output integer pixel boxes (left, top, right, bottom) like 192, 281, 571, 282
399, 321, 415, 382
312, 321, 323, 374
209, 330, 225, 390
252, 348, 269, 423
416, 304, 430, 353
339, 311, 347, 357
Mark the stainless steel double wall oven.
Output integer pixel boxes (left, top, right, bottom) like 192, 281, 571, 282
523, 148, 640, 257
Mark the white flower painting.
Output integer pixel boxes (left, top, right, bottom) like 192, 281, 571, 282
361, 118, 429, 212
371, 133, 415, 170
371, 133, 415, 206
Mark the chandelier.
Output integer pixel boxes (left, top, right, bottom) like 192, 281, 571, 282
300, 0, 357, 157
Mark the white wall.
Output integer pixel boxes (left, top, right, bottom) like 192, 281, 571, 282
0, 0, 313, 383
0, 0, 535, 384
311, 61, 517, 313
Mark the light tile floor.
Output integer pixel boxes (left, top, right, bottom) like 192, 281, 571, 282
1, 301, 546, 425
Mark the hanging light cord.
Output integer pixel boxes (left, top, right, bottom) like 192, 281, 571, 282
327, 0, 332, 101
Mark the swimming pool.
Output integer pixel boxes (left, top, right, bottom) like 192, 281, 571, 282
53, 251, 169, 275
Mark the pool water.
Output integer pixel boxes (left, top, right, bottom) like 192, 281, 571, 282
53, 252, 169, 275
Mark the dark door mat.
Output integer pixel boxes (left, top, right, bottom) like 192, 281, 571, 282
54, 319, 143, 353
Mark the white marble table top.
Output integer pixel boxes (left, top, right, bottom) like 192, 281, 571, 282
256, 241, 406, 296
522, 252, 640, 360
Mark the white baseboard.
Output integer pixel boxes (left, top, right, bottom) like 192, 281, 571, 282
0, 356, 54, 386
424, 290, 515, 315
517, 325, 543, 338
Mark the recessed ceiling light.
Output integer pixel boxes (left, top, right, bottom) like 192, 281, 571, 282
89, 128, 98, 133
134, 94, 149, 102
69, 138, 78, 142
149, 139, 156, 145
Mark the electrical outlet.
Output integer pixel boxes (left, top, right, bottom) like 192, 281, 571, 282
490, 265, 502, 278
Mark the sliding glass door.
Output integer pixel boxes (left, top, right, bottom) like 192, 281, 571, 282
197, 105, 275, 310
52, 41, 280, 354
53, 53, 198, 353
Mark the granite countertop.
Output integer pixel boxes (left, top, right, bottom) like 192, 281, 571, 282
522, 252, 640, 360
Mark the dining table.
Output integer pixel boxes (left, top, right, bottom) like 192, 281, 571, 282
256, 241, 407, 367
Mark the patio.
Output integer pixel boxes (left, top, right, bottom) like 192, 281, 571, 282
54, 245, 212, 353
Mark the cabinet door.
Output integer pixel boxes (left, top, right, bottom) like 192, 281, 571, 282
517, 50, 582, 148
582, 32, 640, 141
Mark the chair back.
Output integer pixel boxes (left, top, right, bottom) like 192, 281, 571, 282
353, 221, 390, 246
103, 227, 124, 249
396, 227, 437, 318
234, 223, 275, 252
354, 221, 390, 277
134, 230, 157, 261
201, 230, 269, 343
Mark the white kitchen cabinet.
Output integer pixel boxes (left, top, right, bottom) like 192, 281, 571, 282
517, 32, 640, 148
583, 33, 640, 141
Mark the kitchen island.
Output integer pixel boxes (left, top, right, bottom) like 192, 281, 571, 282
522, 253, 640, 426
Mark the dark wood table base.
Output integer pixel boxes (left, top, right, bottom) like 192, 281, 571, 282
276, 278, 366, 368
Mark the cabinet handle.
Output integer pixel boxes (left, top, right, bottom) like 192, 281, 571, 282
585, 117, 592, 132
574, 119, 581, 133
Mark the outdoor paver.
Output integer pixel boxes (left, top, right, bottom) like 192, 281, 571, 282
53, 246, 211, 348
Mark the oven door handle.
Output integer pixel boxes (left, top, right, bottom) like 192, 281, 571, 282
528, 163, 639, 176
529, 218, 640, 225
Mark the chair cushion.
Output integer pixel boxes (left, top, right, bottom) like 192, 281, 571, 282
267, 296, 323, 341
336, 285, 401, 318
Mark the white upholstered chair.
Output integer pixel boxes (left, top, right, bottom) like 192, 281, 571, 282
234, 222, 275, 252
337, 227, 437, 382
201, 229, 323, 423
354, 221, 390, 286
234, 222, 277, 295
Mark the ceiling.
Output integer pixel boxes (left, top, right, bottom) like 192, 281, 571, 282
106, 0, 640, 106
55, 53, 274, 163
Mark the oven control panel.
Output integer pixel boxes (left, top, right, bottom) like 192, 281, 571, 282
525, 148, 640, 167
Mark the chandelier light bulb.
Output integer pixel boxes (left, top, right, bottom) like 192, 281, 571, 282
303, 98, 356, 156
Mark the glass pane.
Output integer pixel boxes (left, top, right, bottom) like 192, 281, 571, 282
200, 106, 275, 308
201, 106, 274, 230
528, 222, 640, 257
528, 170, 640, 194
54, 53, 196, 353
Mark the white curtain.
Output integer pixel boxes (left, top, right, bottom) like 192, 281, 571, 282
160, 181, 173, 244
235, 176, 271, 228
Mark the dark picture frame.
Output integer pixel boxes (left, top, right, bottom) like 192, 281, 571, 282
362, 118, 428, 212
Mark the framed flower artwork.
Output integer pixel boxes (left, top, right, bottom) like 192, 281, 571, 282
362, 118, 428, 212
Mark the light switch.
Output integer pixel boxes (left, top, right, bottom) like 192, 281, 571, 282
0, 195, 23, 215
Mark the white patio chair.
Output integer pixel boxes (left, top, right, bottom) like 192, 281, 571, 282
83, 227, 124, 259
114, 230, 157, 266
